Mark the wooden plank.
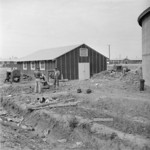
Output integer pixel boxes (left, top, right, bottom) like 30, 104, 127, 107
28, 98, 75, 109
28, 101, 79, 110
93, 118, 113, 122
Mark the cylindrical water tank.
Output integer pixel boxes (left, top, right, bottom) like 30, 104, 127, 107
138, 7, 150, 86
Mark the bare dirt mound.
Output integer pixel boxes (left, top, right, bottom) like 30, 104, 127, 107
92, 70, 122, 80
120, 71, 141, 84
1, 85, 33, 96
0, 97, 28, 120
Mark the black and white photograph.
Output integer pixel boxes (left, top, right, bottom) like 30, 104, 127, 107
0, 0, 150, 149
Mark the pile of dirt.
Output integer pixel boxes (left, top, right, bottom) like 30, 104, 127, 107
1, 94, 150, 149
0, 97, 27, 116
22, 110, 77, 140
92, 70, 122, 80
2, 85, 33, 96
0, 96, 102, 149
120, 71, 141, 85
92, 67, 142, 87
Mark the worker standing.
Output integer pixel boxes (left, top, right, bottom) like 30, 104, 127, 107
34, 67, 42, 93
122, 67, 126, 76
53, 67, 60, 89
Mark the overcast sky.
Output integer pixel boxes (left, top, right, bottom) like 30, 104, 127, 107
0, 0, 149, 59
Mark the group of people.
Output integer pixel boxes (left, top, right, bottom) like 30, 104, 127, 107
34, 67, 60, 93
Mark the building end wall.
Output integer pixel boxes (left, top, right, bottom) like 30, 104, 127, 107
139, 8, 150, 86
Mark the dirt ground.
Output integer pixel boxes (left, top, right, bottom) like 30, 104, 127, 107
0, 65, 150, 150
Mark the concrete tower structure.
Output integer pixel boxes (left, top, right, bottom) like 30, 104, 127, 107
138, 7, 150, 86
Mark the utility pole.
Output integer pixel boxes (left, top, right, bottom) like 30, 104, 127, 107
108, 44, 110, 60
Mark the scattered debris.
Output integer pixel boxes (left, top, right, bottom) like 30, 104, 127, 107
71, 141, 83, 148
110, 132, 118, 140
86, 89, 92, 94
40, 97, 46, 103
22, 74, 32, 81
45, 98, 50, 103
77, 88, 82, 93
93, 118, 113, 122
0, 110, 7, 116
57, 139, 67, 143
64, 98, 75, 103
21, 125, 28, 129
42, 138, 47, 142
7, 117, 23, 123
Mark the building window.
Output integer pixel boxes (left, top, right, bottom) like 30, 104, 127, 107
23, 62, 27, 70
31, 62, 35, 70
40, 61, 45, 70
80, 48, 88, 57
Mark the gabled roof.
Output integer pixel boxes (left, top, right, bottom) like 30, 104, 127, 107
18, 43, 108, 62
18, 44, 82, 62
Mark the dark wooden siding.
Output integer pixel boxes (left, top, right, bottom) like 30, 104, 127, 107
17, 60, 56, 79
104, 57, 107, 70
56, 47, 80, 80
56, 44, 107, 80
57, 53, 73, 80
17, 44, 107, 80
17, 62, 22, 71
56, 54, 68, 79
74, 48, 78, 79
89, 47, 93, 76
85, 44, 107, 76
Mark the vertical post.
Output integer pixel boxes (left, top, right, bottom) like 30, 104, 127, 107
108, 44, 110, 61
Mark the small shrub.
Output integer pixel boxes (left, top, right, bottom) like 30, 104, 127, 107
145, 124, 150, 138
110, 132, 118, 140
69, 116, 79, 130
77, 88, 82, 93
80, 122, 92, 133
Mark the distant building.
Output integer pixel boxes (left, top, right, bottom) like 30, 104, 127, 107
0, 58, 18, 68
109, 59, 122, 64
122, 58, 142, 64
109, 58, 142, 64
138, 7, 150, 86
17, 44, 107, 80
